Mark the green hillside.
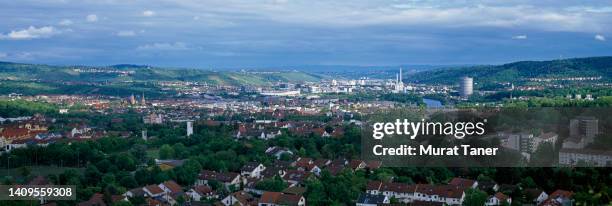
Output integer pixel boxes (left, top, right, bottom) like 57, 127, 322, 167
408, 56, 612, 84
0, 62, 323, 86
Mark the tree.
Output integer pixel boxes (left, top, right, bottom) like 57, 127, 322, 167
130, 144, 148, 163
119, 175, 138, 188
85, 164, 103, 186
112, 201, 133, 206
159, 144, 175, 159
100, 173, 116, 189
463, 189, 488, 206
173, 143, 188, 159
18, 166, 31, 177
116, 154, 137, 171
305, 179, 327, 206
255, 176, 288, 192
520, 176, 537, 188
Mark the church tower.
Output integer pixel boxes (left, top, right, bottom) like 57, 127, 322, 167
129, 94, 136, 105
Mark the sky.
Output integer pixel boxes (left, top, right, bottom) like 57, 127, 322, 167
0, 0, 611, 68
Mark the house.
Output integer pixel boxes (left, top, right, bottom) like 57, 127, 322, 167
413, 184, 465, 205
325, 164, 346, 176
146, 198, 162, 206
366, 181, 383, 195
540, 198, 562, 206
282, 170, 311, 187
143, 184, 166, 198
292, 157, 313, 168
187, 185, 216, 201
241, 162, 266, 178
292, 158, 323, 175
144, 113, 163, 124
124, 187, 145, 198
376, 182, 416, 203
221, 191, 258, 206
548, 189, 574, 206
312, 159, 331, 168
559, 148, 612, 166
262, 166, 288, 179
486, 192, 511, 205
366, 181, 467, 205
258, 191, 306, 206
349, 160, 367, 170
356, 193, 390, 206
262, 161, 290, 179
111, 195, 128, 204
5, 139, 30, 152
265, 147, 293, 159
243, 177, 267, 195
448, 177, 478, 189
282, 187, 306, 196
1, 127, 32, 141
524, 189, 548, 205
365, 160, 382, 170
77, 193, 106, 206
259, 129, 282, 140
70, 126, 92, 138
477, 180, 499, 193
331, 128, 344, 138
159, 180, 183, 194
197, 170, 243, 189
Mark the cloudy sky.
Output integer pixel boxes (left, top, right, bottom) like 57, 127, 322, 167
0, 0, 611, 68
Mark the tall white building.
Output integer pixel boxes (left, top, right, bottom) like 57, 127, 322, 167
187, 121, 194, 137
142, 130, 147, 141
460, 76, 473, 98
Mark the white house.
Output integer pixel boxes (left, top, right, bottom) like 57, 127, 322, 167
240, 162, 266, 178
486, 192, 511, 205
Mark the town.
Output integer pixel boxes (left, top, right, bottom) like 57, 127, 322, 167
0, 61, 610, 206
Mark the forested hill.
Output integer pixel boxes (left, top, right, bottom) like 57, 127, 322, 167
407, 56, 612, 84
0, 62, 323, 86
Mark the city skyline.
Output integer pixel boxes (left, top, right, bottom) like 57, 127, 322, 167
0, 0, 611, 68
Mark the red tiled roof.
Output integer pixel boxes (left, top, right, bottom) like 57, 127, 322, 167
366, 181, 382, 191
260, 191, 303, 206
145, 185, 164, 195
193, 185, 213, 195
260, 191, 282, 203
162, 180, 182, 194
494, 192, 510, 201
449, 177, 476, 188
199, 170, 239, 183
549, 189, 574, 199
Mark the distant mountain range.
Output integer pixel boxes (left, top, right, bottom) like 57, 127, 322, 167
1, 56, 611, 86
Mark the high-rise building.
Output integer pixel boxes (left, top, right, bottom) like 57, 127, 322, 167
460, 76, 473, 97
187, 121, 193, 137
570, 116, 598, 141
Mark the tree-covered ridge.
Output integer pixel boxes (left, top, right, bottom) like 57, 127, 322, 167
0, 61, 323, 86
409, 56, 612, 84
